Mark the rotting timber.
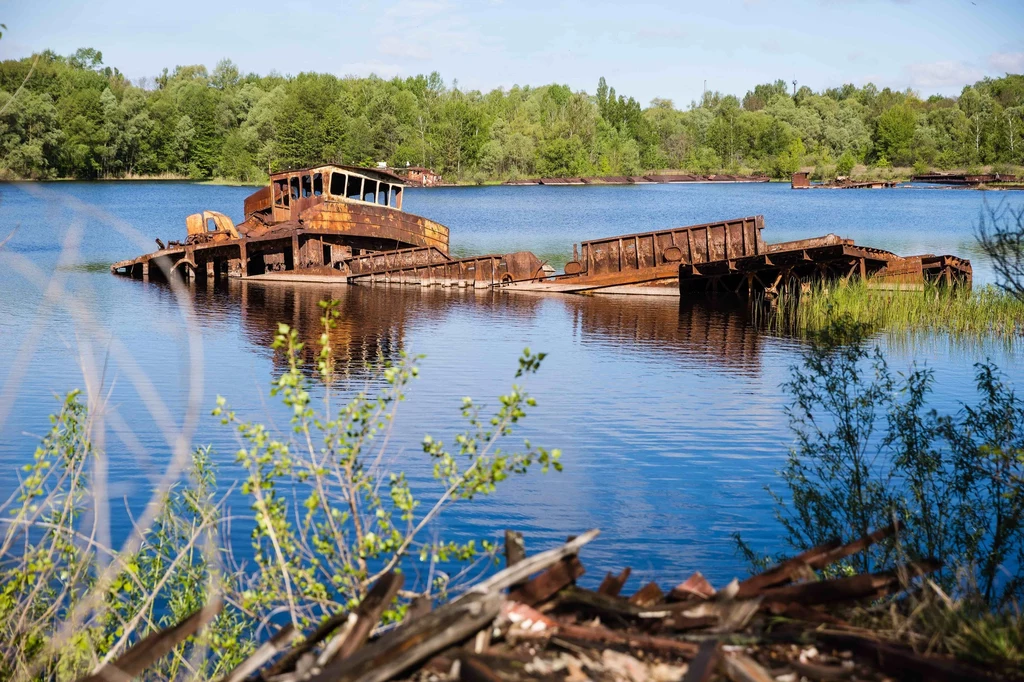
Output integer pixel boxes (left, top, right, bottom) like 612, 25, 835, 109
111, 167, 972, 298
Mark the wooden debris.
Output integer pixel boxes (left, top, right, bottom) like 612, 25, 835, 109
310, 591, 504, 682
722, 652, 775, 682
627, 581, 664, 607
682, 640, 720, 682
597, 567, 632, 597
471, 528, 600, 594
758, 559, 941, 607
669, 571, 715, 601
508, 555, 585, 606
87, 527, 999, 682
817, 632, 987, 682
556, 621, 700, 658
331, 570, 404, 662
80, 598, 223, 682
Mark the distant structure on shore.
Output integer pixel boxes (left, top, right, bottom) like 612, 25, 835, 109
393, 165, 444, 187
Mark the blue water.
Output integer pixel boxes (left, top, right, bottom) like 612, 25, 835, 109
0, 180, 1021, 592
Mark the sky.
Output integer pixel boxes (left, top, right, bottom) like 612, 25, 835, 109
1, 0, 1022, 106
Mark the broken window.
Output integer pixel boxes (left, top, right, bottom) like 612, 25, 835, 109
391, 186, 402, 209
313, 173, 323, 196
346, 175, 363, 200
330, 172, 345, 196
378, 183, 390, 205
275, 179, 289, 206
363, 179, 378, 203
290, 177, 300, 200
301, 174, 312, 198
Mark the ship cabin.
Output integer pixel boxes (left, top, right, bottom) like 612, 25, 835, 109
243, 164, 407, 225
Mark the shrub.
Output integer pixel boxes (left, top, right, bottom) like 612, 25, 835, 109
749, 318, 1024, 606
836, 150, 856, 177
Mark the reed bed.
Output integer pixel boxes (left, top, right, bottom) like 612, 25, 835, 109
759, 280, 1024, 340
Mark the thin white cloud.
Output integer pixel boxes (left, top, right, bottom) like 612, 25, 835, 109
339, 61, 406, 79
905, 60, 983, 88
989, 51, 1024, 74
377, 0, 483, 60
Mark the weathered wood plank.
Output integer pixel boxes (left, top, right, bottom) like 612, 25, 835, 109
507, 556, 584, 606
331, 571, 404, 662
471, 529, 599, 595
308, 591, 503, 682
80, 599, 222, 682
597, 567, 631, 597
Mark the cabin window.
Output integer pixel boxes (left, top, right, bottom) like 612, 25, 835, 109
301, 174, 312, 198
290, 177, 300, 200
363, 179, 378, 203
207, 218, 218, 232
275, 179, 289, 207
391, 186, 402, 209
346, 175, 363, 200
313, 173, 323, 196
378, 183, 390, 206
330, 172, 345, 196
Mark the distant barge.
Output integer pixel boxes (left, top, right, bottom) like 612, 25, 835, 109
505, 173, 770, 186
111, 165, 972, 298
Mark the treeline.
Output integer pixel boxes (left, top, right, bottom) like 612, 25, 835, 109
1, 47, 1023, 182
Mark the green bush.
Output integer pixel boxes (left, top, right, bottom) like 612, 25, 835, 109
748, 317, 1024, 607
0, 300, 560, 680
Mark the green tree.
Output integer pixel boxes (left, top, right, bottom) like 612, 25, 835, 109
874, 104, 916, 165
836, 148, 856, 176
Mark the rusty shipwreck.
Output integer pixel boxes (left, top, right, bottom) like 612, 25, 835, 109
111, 165, 972, 298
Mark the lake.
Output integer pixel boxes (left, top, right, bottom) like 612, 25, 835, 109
1, 180, 1022, 591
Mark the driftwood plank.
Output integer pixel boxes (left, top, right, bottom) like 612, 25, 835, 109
668, 572, 715, 601
556, 622, 699, 658
554, 587, 647, 622
735, 539, 842, 598
736, 525, 899, 599
597, 567, 631, 597
680, 639, 720, 682
404, 594, 432, 623
263, 612, 350, 678
758, 559, 941, 606
504, 530, 526, 567
809, 523, 899, 571
817, 632, 984, 682
309, 591, 504, 682
627, 581, 664, 607
507, 556, 584, 606
80, 598, 223, 682
471, 529, 600, 594
218, 623, 298, 682
504, 530, 528, 592
332, 571, 405, 662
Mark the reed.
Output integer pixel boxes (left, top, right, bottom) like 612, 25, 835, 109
759, 280, 1024, 340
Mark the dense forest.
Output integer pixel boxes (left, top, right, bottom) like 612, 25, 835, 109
0, 48, 1022, 183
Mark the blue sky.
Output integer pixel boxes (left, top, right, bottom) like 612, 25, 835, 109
2, 0, 1022, 105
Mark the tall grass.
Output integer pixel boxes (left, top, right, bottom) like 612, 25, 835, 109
759, 280, 1024, 340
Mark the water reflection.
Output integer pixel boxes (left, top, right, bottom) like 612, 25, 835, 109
188, 279, 768, 379
560, 295, 763, 373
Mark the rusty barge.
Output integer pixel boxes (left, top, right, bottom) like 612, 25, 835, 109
111, 165, 972, 298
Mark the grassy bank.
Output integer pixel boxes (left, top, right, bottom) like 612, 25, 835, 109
760, 281, 1024, 339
